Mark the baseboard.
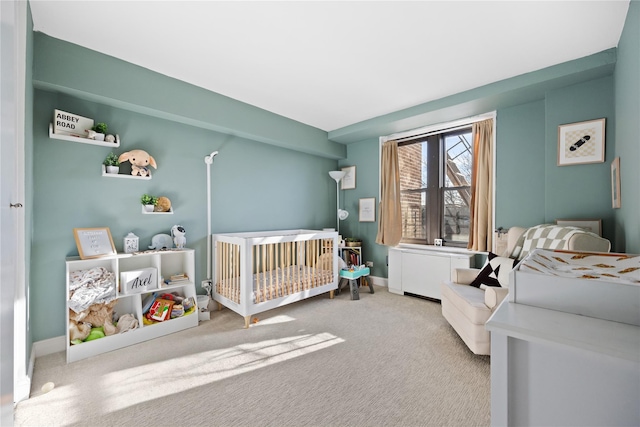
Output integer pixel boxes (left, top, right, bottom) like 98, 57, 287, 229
33, 335, 65, 357
369, 275, 387, 288
14, 351, 32, 403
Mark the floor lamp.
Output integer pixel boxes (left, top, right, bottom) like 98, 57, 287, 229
329, 171, 349, 234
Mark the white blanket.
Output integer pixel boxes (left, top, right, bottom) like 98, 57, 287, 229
520, 250, 640, 285
68, 267, 116, 313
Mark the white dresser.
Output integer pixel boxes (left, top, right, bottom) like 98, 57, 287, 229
388, 246, 474, 300
486, 249, 640, 426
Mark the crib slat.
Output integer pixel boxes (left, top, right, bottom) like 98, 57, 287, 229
287, 241, 292, 295
278, 242, 283, 297
235, 244, 240, 303
269, 244, 273, 299
262, 244, 267, 302
222, 242, 227, 298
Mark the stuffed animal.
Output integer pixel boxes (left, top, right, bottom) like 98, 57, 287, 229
154, 196, 172, 213
171, 225, 186, 249
68, 300, 118, 342
149, 233, 173, 250
118, 149, 157, 177
68, 320, 92, 342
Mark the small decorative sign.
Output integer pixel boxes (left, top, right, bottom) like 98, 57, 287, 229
120, 267, 158, 294
73, 227, 116, 259
53, 109, 94, 137
341, 165, 356, 190
359, 197, 376, 222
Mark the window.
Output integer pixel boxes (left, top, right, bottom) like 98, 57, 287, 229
397, 127, 473, 247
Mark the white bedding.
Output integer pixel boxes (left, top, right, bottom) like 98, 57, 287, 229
520, 250, 640, 285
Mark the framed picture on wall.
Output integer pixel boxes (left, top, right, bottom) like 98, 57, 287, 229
555, 219, 602, 236
341, 166, 356, 190
359, 197, 376, 222
557, 118, 606, 166
611, 156, 621, 209
73, 227, 117, 259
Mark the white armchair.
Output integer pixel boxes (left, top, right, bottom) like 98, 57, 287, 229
441, 225, 611, 355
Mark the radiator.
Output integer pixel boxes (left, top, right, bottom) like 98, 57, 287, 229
388, 247, 475, 300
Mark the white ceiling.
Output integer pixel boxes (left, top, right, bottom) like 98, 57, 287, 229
30, 1, 630, 132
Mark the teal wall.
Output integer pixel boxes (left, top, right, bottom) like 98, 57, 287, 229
614, 1, 640, 253
544, 76, 615, 237
495, 100, 546, 227
337, 138, 385, 275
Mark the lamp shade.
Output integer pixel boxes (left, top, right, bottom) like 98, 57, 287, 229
329, 170, 347, 182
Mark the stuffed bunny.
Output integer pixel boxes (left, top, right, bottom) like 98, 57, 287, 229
118, 149, 157, 177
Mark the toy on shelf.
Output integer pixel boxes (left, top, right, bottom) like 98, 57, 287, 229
68, 300, 117, 343
155, 196, 171, 213
148, 233, 173, 250
118, 149, 157, 177
171, 225, 186, 249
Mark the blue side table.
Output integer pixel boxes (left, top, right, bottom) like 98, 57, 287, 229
338, 267, 373, 300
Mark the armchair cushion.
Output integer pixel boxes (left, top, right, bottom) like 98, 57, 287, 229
484, 286, 509, 309
469, 252, 519, 288
452, 267, 482, 285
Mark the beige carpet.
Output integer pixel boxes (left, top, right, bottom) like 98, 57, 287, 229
15, 286, 490, 427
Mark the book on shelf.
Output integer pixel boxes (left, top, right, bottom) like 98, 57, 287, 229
164, 273, 189, 286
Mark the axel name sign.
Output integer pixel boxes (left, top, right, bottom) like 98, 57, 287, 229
120, 267, 158, 294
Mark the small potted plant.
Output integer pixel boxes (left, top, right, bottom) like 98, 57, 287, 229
345, 237, 362, 247
103, 152, 120, 174
92, 122, 108, 141
141, 194, 158, 212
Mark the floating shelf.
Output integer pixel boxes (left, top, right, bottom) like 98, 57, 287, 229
142, 206, 173, 215
102, 164, 152, 180
49, 123, 120, 148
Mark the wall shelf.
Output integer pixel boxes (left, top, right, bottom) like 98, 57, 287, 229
142, 206, 173, 215
49, 123, 120, 148
101, 164, 152, 180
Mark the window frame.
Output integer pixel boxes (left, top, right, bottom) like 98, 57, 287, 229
379, 112, 496, 249
398, 128, 472, 247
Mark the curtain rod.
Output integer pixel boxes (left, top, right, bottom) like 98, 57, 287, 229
382, 111, 496, 143
395, 123, 472, 143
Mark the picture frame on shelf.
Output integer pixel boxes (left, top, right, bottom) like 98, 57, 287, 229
359, 197, 376, 222
73, 227, 116, 259
555, 219, 602, 236
341, 166, 356, 190
611, 156, 621, 209
557, 118, 605, 166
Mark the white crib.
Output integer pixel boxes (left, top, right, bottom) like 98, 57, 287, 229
212, 229, 339, 328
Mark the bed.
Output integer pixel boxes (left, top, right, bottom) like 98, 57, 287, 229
212, 229, 339, 327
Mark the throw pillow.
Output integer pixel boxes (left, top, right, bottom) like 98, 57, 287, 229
470, 252, 519, 288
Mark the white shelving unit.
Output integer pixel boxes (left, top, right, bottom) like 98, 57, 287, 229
49, 123, 120, 147
65, 249, 198, 363
338, 245, 362, 266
